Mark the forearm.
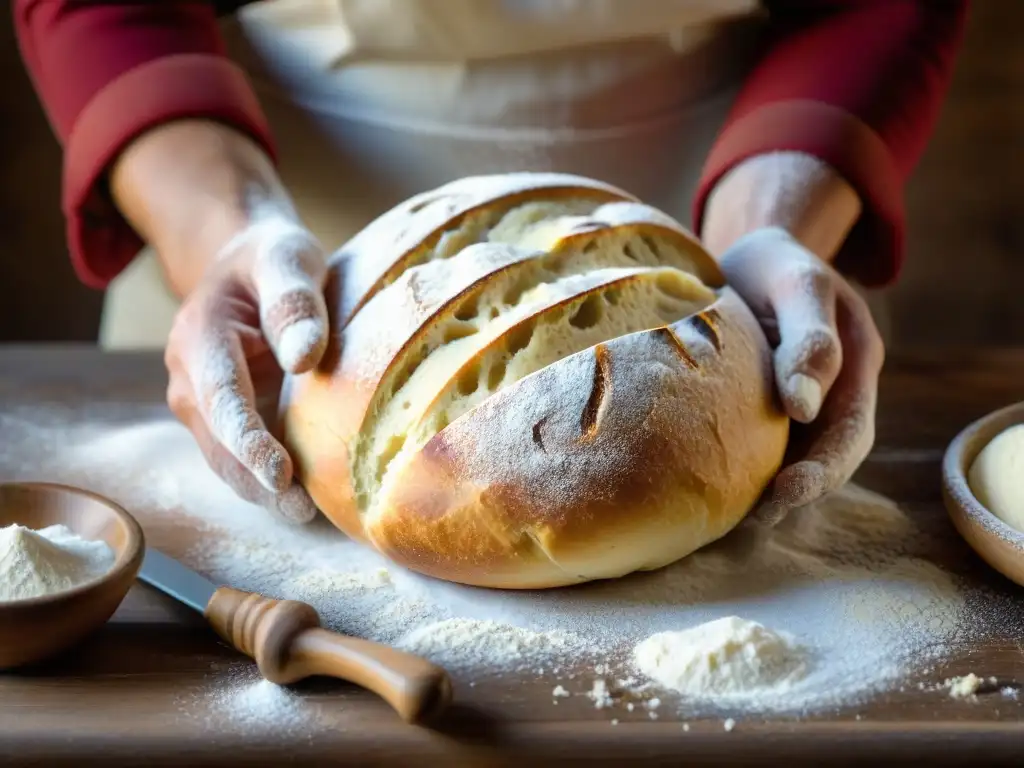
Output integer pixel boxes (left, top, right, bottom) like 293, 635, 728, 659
701, 152, 861, 264
14, 0, 275, 289
111, 120, 294, 298
693, 0, 968, 287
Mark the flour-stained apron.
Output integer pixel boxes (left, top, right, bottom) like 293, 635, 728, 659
100, 0, 888, 349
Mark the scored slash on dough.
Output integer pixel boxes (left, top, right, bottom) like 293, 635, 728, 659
281, 173, 789, 588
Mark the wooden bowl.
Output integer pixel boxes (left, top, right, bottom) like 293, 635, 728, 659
942, 402, 1024, 588
0, 482, 144, 669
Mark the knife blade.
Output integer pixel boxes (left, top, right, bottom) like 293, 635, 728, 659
139, 547, 216, 613
137, 546, 452, 724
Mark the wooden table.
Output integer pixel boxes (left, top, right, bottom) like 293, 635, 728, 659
0, 345, 1022, 767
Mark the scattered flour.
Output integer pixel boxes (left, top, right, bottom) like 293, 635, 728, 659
0, 523, 115, 601
587, 679, 614, 709
396, 618, 584, 669
180, 665, 312, 733
946, 673, 983, 700
224, 679, 307, 730
632, 617, 809, 704
0, 411, 1021, 718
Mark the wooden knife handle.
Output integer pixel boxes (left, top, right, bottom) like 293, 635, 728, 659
205, 586, 452, 724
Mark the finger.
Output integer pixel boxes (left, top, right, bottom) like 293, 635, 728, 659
190, 325, 293, 495
274, 484, 320, 525
752, 500, 789, 527
770, 263, 843, 424
718, 228, 842, 422
251, 223, 330, 374
769, 285, 884, 512
169, 373, 317, 523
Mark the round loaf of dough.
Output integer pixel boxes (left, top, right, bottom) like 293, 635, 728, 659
968, 424, 1024, 534
281, 173, 789, 589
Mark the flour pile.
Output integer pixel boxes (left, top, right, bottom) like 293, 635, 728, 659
0, 522, 116, 601
219, 678, 307, 730
633, 616, 809, 703
176, 664, 313, 733
0, 409, 1019, 716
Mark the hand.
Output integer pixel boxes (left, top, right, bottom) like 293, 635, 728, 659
163, 215, 329, 523
110, 120, 329, 523
719, 227, 885, 523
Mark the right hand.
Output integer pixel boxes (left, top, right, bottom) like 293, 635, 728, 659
163, 213, 330, 524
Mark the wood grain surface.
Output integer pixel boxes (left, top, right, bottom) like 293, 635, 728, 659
0, 345, 1023, 767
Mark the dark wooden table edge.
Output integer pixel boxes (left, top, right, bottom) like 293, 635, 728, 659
2, 720, 1023, 766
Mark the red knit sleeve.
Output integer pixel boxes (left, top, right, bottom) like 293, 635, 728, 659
693, 1, 969, 287
14, 1, 276, 289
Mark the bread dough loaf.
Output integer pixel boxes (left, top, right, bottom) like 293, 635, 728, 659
968, 424, 1024, 533
282, 173, 789, 589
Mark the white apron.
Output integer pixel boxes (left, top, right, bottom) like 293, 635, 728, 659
97, 0, 892, 348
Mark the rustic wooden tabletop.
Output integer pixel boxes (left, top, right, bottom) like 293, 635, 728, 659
0, 345, 1022, 767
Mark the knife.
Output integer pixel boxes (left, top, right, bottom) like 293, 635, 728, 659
139, 548, 452, 724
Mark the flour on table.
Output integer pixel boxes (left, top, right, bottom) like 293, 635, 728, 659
179, 665, 312, 733
1, 409, 1022, 717
945, 673, 983, 700
587, 679, 614, 709
633, 617, 808, 703
396, 618, 587, 669
224, 679, 307, 730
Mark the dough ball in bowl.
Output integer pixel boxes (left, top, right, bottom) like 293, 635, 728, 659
281, 173, 789, 589
968, 424, 1024, 533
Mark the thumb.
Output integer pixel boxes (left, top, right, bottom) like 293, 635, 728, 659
769, 260, 843, 424
250, 221, 330, 374
720, 229, 843, 423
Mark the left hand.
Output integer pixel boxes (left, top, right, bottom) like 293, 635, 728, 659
718, 227, 885, 523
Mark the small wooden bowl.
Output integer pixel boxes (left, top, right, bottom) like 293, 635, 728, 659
942, 402, 1024, 588
0, 482, 145, 670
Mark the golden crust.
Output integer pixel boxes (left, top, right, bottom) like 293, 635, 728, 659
284, 242, 538, 541
365, 290, 788, 588
281, 173, 789, 589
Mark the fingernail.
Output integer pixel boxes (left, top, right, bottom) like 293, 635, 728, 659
277, 318, 326, 373
239, 430, 291, 493
787, 374, 822, 420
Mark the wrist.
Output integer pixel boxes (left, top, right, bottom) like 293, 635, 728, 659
110, 119, 296, 297
701, 151, 861, 264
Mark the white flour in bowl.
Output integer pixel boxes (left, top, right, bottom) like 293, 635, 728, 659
0, 407, 1019, 717
0, 523, 115, 601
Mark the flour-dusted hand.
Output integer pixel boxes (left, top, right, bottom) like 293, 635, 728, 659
109, 120, 332, 524
164, 215, 329, 524
719, 227, 884, 523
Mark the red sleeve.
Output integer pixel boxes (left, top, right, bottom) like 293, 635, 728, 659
14, 1, 276, 289
692, 1, 969, 287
